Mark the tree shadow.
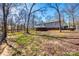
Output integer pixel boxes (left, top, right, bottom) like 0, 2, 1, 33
61, 30, 79, 33
6, 40, 22, 55
31, 33, 79, 39
61, 31, 79, 33
0, 39, 21, 56
31, 33, 79, 46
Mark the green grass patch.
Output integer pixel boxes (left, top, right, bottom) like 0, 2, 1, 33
31, 46, 39, 51
16, 34, 34, 45
8, 32, 24, 36
64, 52, 79, 56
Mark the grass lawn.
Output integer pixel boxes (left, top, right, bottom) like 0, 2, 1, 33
1, 30, 79, 56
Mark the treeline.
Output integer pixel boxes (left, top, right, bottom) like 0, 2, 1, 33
0, 3, 79, 44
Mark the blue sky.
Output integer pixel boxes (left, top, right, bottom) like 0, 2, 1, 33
10, 3, 79, 24
32, 3, 67, 22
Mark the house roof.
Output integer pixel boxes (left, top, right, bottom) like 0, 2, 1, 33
36, 20, 65, 25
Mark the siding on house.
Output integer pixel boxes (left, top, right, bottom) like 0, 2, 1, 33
75, 21, 79, 30
76, 25, 79, 31
45, 22, 61, 28
35, 20, 65, 28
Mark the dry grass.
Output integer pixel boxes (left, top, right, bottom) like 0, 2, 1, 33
1, 30, 79, 56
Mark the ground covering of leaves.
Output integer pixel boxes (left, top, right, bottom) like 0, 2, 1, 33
0, 30, 79, 56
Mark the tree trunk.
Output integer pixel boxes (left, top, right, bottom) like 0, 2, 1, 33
1, 3, 7, 42
69, 16, 71, 28
26, 13, 30, 34
72, 16, 75, 28
57, 9, 62, 32
32, 15, 35, 30
11, 19, 13, 33
24, 13, 26, 32
26, 3, 35, 34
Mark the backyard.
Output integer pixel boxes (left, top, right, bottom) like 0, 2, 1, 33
0, 30, 79, 56
0, 3, 79, 56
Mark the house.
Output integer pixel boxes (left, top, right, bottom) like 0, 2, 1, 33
68, 20, 79, 31
35, 20, 67, 31
75, 21, 79, 31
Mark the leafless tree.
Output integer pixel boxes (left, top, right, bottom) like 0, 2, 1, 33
0, 3, 11, 43
64, 4, 79, 28
25, 3, 46, 34
48, 3, 62, 32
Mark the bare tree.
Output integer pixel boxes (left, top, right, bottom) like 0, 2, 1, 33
1, 3, 11, 43
32, 15, 35, 29
64, 4, 79, 29
19, 8, 27, 32
48, 3, 62, 32
26, 3, 35, 34
25, 3, 46, 34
